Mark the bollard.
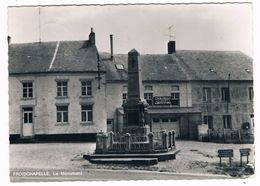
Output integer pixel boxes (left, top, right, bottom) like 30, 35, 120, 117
125, 133, 131, 153
95, 132, 104, 154
108, 131, 114, 148
172, 130, 175, 147
168, 132, 172, 148
162, 131, 168, 150
148, 132, 154, 152
102, 133, 108, 154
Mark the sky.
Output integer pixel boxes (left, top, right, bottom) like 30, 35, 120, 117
8, 3, 253, 56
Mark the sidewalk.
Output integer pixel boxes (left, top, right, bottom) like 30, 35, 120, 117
9, 140, 254, 180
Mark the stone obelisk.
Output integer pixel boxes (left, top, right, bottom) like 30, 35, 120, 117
122, 49, 149, 135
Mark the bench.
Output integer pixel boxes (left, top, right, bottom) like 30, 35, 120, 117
239, 148, 251, 166
218, 149, 233, 167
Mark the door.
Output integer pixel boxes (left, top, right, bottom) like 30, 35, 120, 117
22, 107, 34, 137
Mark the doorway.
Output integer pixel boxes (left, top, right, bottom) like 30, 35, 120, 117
22, 107, 34, 138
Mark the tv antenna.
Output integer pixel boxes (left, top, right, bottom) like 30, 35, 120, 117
168, 25, 175, 41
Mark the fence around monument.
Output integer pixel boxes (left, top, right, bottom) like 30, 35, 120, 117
95, 131, 176, 154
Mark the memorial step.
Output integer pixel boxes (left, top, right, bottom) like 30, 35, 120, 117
90, 157, 158, 165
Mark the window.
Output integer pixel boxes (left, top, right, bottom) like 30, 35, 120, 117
203, 88, 211, 102
122, 86, 128, 103
171, 93, 180, 106
162, 118, 169, 122
23, 107, 33, 123
81, 81, 92, 96
57, 106, 68, 123
221, 87, 230, 102
107, 119, 114, 125
170, 117, 178, 122
153, 118, 160, 123
171, 85, 179, 91
57, 81, 68, 97
81, 105, 93, 122
144, 85, 153, 91
204, 115, 213, 129
22, 82, 33, 98
144, 93, 153, 105
122, 93, 127, 103
115, 64, 124, 70
223, 115, 232, 129
249, 87, 254, 101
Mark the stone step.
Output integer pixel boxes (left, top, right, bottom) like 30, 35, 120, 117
84, 149, 179, 161
90, 158, 158, 165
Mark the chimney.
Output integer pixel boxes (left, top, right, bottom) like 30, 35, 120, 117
88, 27, 95, 45
110, 34, 114, 60
7, 36, 11, 44
168, 41, 176, 54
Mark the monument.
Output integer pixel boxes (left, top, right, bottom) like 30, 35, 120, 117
122, 49, 150, 135
84, 49, 178, 165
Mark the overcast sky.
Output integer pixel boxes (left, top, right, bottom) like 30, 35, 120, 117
8, 3, 253, 56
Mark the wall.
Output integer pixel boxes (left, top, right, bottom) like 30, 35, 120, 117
9, 73, 107, 136
105, 81, 193, 133
191, 81, 254, 130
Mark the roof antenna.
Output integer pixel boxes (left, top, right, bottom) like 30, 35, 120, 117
38, 7, 41, 43
168, 25, 174, 41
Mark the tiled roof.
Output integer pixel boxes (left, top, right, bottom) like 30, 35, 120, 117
101, 50, 253, 81
9, 40, 101, 74
9, 41, 253, 81
175, 50, 253, 81
101, 53, 189, 81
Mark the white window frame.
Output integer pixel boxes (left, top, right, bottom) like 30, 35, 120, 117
81, 105, 93, 123
81, 80, 92, 96
22, 81, 33, 98
144, 92, 153, 105
203, 88, 211, 102
56, 105, 69, 123
223, 115, 232, 129
57, 81, 68, 97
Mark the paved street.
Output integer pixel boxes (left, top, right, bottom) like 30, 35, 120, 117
9, 140, 254, 181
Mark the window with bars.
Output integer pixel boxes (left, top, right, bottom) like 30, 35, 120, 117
171, 93, 180, 106
81, 105, 93, 122
81, 81, 92, 96
57, 106, 68, 123
223, 115, 232, 129
57, 81, 68, 97
203, 88, 211, 102
204, 115, 213, 129
22, 82, 33, 98
144, 93, 153, 105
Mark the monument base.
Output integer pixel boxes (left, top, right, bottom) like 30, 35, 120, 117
122, 125, 150, 136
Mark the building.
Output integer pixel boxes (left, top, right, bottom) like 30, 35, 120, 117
9, 29, 254, 143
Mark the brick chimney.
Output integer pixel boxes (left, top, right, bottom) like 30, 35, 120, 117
7, 36, 11, 44
168, 41, 176, 54
89, 27, 95, 45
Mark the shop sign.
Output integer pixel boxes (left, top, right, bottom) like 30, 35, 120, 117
153, 96, 172, 105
